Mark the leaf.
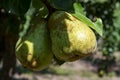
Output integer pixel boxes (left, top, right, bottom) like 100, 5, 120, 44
32, 0, 49, 18
48, 0, 74, 11
72, 2, 103, 36
19, 0, 49, 37
19, 4, 35, 38
73, 2, 86, 16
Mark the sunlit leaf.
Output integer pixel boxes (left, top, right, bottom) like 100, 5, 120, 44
72, 2, 103, 36
73, 2, 86, 16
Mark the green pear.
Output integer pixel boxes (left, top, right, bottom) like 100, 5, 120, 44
48, 11, 97, 61
16, 20, 53, 71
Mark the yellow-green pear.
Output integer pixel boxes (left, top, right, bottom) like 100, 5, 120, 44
48, 11, 97, 61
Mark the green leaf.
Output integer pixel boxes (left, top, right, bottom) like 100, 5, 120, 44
19, 0, 49, 37
32, 0, 49, 18
73, 2, 86, 16
48, 0, 74, 11
19, 4, 35, 38
72, 2, 103, 36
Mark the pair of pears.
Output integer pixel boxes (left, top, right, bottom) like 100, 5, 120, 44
16, 11, 96, 71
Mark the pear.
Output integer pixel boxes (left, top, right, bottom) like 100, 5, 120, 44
48, 11, 97, 61
16, 20, 53, 71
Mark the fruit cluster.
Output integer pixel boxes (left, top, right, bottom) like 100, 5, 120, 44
15, 11, 97, 71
